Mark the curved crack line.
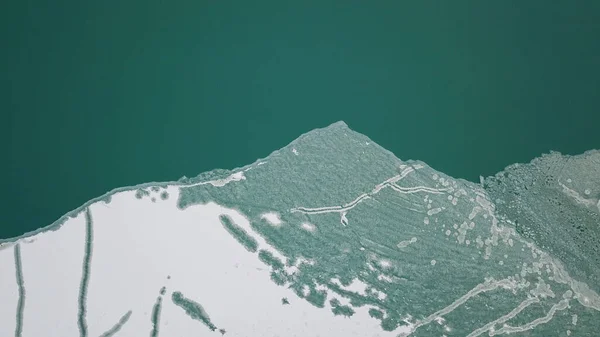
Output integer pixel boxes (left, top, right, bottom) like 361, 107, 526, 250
399, 278, 517, 336
290, 166, 449, 217
150, 294, 164, 337
388, 183, 450, 195
466, 297, 540, 337
14, 244, 25, 337
290, 168, 415, 215
98, 311, 132, 337
490, 299, 570, 336
78, 208, 94, 337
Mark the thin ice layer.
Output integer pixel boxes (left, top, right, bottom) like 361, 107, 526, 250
0, 121, 598, 337
484, 150, 600, 293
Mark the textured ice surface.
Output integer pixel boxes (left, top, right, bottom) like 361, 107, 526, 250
484, 151, 600, 295
1, 121, 599, 337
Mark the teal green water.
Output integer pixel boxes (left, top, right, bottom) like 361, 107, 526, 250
2, 2, 599, 239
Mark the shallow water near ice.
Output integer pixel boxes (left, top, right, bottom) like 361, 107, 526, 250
1, 121, 599, 336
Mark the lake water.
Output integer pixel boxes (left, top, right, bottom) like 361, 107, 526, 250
2, 2, 599, 239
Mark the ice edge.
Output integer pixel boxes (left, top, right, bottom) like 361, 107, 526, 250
1, 120, 597, 245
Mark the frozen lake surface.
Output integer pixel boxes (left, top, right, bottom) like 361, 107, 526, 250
1, 121, 599, 336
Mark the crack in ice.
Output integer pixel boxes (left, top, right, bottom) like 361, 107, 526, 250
466, 297, 540, 337
98, 310, 132, 337
490, 299, 570, 336
78, 208, 94, 337
399, 278, 518, 336
291, 166, 450, 220
14, 244, 25, 337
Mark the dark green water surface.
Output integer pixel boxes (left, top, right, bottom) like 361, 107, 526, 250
2, 1, 599, 238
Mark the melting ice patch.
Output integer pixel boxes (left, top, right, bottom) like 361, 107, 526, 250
1, 121, 599, 337
260, 212, 283, 226
300, 222, 316, 232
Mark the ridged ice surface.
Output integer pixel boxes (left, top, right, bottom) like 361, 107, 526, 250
1, 121, 598, 336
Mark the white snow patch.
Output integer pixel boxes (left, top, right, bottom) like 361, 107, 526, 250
300, 222, 316, 232
13, 212, 87, 337
0, 244, 19, 336
331, 278, 369, 296
0, 187, 399, 337
0, 170, 467, 336
261, 212, 283, 226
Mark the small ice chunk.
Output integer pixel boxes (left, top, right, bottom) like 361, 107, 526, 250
261, 212, 283, 226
